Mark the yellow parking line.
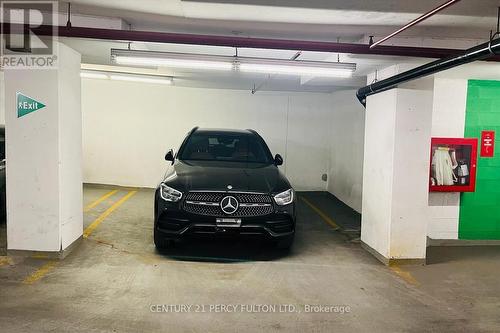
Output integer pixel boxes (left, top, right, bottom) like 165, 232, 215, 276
389, 264, 420, 286
83, 190, 137, 238
31, 254, 50, 260
21, 189, 136, 284
0, 256, 13, 266
83, 189, 119, 212
298, 196, 418, 285
23, 260, 58, 284
299, 196, 340, 230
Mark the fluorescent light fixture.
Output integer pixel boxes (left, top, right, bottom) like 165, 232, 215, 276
239, 60, 355, 78
112, 49, 234, 71
109, 74, 172, 85
114, 56, 234, 71
111, 49, 356, 78
80, 70, 173, 85
80, 71, 108, 79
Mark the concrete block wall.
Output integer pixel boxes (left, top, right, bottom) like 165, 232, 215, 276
81, 79, 333, 191
327, 90, 365, 213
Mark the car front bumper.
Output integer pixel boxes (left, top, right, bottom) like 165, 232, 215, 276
154, 191, 296, 241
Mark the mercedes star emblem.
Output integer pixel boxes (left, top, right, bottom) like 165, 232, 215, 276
220, 196, 239, 215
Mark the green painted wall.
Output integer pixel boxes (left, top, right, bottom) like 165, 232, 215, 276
460, 80, 500, 239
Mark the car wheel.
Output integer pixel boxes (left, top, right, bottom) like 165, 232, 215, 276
275, 234, 295, 250
154, 228, 174, 250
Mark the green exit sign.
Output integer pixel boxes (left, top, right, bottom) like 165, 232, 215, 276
17, 92, 46, 118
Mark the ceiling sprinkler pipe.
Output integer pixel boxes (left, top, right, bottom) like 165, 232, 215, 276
356, 37, 500, 107
370, 0, 462, 49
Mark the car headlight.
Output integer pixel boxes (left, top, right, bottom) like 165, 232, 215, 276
160, 183, 183, 202
274, 189, 294, 206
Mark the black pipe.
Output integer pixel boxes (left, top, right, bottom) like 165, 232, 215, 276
357, 38, 500, 107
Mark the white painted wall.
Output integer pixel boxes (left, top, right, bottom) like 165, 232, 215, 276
327, 90, 365, 212
58, 46, 84, 249
4, 43, 82, 252
427, 78, 468, 240
0, 71, 5, 125
360, 90, 396, 258
389, 89, 433, 259
361, 88, 433, 260
426, 63, 500, 239
364, 62, 500, 244
81, 79, 333, 190
5, 69, 60, 251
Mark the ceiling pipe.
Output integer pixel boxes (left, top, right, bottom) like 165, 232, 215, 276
370, 0, 462, 49
66, 3, 72, 28
356, 37, 500, 107
3, 23, 500, 60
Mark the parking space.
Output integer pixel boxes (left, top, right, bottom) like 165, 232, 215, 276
3, 2, 500, 331
0, 185, 498, 332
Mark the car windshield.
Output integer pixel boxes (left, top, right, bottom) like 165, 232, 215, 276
179, 132, 273, 164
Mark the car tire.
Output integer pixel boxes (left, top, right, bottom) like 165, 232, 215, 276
275, 234, 295, 250
154, 228, 174, 250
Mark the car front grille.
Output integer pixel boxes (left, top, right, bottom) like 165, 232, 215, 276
183, 192, 273, 217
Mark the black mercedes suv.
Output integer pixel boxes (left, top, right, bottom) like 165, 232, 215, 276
154, 127, 296, 250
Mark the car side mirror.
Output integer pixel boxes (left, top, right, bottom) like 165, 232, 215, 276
274, 154, 283, 166
165, 149, 174, 162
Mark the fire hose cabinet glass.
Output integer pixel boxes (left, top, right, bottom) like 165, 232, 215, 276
429, 138, 478, 192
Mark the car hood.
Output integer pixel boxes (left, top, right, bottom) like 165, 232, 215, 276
162, 160, 291, 194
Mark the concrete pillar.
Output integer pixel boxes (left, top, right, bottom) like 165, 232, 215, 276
4, 43, 82, 257
0, 71, 5, 124
361, 88, 433, 265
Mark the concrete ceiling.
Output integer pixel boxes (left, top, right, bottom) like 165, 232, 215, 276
59, 0, 500, 40
56, 0, 500, 92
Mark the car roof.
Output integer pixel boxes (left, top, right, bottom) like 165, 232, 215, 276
194, 128, 255, 135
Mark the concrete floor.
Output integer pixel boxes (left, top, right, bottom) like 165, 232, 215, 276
299, 191, 361, 233
0, 185, 499, 332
